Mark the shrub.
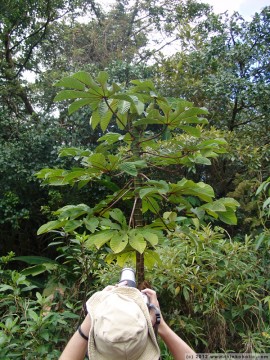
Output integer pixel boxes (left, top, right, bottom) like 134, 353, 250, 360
150, 225, 270, 353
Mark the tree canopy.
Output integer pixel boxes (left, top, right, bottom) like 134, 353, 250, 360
0, 1, 269, 356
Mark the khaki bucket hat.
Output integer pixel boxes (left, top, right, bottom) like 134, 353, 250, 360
86, 286, 160, 360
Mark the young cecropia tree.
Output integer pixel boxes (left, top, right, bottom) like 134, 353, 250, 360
36, 71, 239, 285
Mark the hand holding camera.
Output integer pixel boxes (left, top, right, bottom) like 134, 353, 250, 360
119, 267, 150, 305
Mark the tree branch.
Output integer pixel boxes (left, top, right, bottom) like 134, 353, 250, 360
98, 179, 134, 217
129, 196, 138, 228
104, 97, 134, 137
135, 36, 178, 65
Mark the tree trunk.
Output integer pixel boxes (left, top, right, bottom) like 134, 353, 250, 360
134, 179, 144, 285
131, 129, 145, 285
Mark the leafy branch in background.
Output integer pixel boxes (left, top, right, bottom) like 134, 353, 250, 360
36, 71, 239, 284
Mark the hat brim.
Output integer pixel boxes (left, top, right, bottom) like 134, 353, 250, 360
87, 287, 160, 360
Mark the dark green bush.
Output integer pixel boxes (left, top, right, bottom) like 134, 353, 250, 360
151, 225, 270, 353
1, 224, 269, 359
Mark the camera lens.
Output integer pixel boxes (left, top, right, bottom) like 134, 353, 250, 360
119, 268, 136, 287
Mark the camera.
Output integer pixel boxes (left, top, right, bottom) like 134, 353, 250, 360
119, 268, 149, 305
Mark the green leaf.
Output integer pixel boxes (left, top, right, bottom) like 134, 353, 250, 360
90, 110, 101, 129
110, 208, 126, 226
110, 233, 128, 253
72, 71, 97, 87
115, 251, 136, 267
41, 332, 50, 342
193, 156, 212, 165
140, 230, 159, 246
220, 198, 240, 210
97, 71, 109, 86
55, 204, 90, 220
68, 99, 92, 115
256, 178, 270, 195
183, 286, 190, 301
100, 218, 121, 230
178, 107, 209, 119
144, 196, 160, 214
59, 147, 89, 157
21, 265, 47, 277
84, 217, 99, 233
133, 117, 163, 127
199, 139, 227, 148
130, 79, 156, 91
28, 309, 39, 321
142, 198, 149, 214
147, 180, 170, 193
98, 132, 122, 144
263, 197, 270, 209
179, 125, 201, 137
12, 256, 57, 265
87, 153, 106, 169
54, 77, 85, 90
129, 95, 144, 115
100, 110, 113, 132
255, 233, 265, 250
99, 99, 118, 131
54, 90, 95, 102
144, 250, 162, 268
63, 220, 82, 232
110, 93, 134, 102
0, 285, 14, 292
85, 230, 115, 249
218, 209, 238, 225
170, 179, 215, 203
202, 201, 226, 212
62, 169, 93, 183
129, 233, 146, 254
119, 162, 138, 176
118, 100, 131, 114
132, 100, 144, 115
37, 220, 66, 235
107, 155, 119, 171
139, 187, 159, 199
98, 100, 109, 117
116, 112, 128, 129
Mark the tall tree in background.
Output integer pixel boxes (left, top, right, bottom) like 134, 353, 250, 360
158, 7, 270, 135
0, 0, 96, 254
157, 7, 270, 235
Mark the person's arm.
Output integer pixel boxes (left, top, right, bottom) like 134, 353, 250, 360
59, 285, 117, 359
158, 319, 196, 360
142, 288, 196, 360
59, 314, 90, 360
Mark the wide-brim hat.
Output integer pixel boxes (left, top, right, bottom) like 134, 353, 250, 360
86, 286, 160, 360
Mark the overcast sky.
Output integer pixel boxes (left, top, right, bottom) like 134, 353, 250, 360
205, 0, 269, 19
98, 0, 269, 19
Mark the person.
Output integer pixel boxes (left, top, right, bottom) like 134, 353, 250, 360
59, 285, 196, 360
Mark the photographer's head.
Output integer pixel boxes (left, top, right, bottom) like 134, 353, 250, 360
86, 286, 160, 360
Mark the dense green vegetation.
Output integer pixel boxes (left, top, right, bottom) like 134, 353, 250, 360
0, 0, 269, 358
